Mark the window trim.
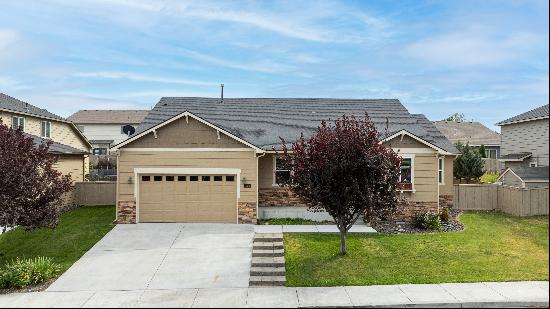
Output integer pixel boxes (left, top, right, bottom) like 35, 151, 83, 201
273, 156, 291, 186
438, 157, 445, 185
485, 149, 497, 159
41, 120, 52, 138
11, 116, 25, 132
399, 154, 415, 192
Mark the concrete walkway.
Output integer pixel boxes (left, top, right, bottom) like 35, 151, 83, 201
1, 281, 547, 307
254, 224, 376, 234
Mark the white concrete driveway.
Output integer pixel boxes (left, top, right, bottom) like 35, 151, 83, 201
47, 223, 254, 292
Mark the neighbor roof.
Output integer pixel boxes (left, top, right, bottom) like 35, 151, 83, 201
434, 121, 501, 146
499, 152, 532, 161
0, 93, 65, 121
496, 104, 549, 126
25, 133, 88, 155
68, 110, 150, 124
499, 166, 549, 183
126, 97, 458, 154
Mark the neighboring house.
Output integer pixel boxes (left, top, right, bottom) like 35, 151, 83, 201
67, 110, 149, 155
111, 97, 458, 224
0, 93, 92, 183
434, 121, 501, 159
496, 104, 549, 188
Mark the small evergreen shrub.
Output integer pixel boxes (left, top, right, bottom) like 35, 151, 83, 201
440, 207, 450, 222
0, 257, 61, 289
413, 212, 442, 231
480, 171, 500, 183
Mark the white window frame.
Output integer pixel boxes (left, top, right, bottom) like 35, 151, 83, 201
272, 156, 291, 186
11, 116, 25, 132
438, 157, 445, 185
399, 154, 415, 192
41, 121, 52, 138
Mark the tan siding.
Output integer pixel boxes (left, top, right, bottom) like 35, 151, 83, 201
0, 111, 89, 151
258, 154, 275, 188
409, 154, 438, 202
55, 155, 86, 182
385, 135, 427, 149
501, 119, 549, 166
439, 156, 455, 196
117, 151, 257, 203
125, 117, 249, 148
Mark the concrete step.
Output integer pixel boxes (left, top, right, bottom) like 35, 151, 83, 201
254, 234, 283, 242
252, 249, 284, 257
249, 276, 286, 287
250, 266, 286, 276
251, 256, 285, 267
253, 241, 284, 250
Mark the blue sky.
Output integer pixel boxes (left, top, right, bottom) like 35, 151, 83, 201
0, 0, 548, 130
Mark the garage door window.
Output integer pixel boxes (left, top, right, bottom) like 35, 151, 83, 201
202, 176, 210, 181
166, 176, 174, 181
226, 175, 235, 182
142, 176, 151, 181
214, 176, 223, 181
178, 176, 186, 181
190, 176, 199, 181
154, 176, 162, 181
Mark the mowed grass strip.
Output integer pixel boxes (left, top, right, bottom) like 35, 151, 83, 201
284, 212, 549, 286
0, 206, 115, 272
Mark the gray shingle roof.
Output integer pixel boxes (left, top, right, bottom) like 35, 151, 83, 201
496, 104, 549, 126
25, 133, 88, 155
434, 121, 501, 146
133, 97, 458, 153
510, 166, 549, 182
68, 110, 149, 124
0, 93, 65, 121
500, 152, 532, 161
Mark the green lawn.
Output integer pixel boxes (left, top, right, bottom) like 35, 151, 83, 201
260, 218, 328, 225
285, 212, 549, 286
0, 206, 115, 272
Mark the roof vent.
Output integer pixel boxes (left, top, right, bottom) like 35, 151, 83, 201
220, 83, 224, 103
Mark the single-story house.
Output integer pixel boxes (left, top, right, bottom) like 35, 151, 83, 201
0, 93, 92, 182
111, 97, 459, 224
498, 166, 549, 188
433, 121, 501, 159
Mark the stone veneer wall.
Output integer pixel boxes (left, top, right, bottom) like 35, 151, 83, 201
238, 202, 257, 224
391, 200, 439, 222
117, 201, 136, 224
259, 187, 307, 207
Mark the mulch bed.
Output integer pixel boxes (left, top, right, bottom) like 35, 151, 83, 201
371, 209, 464, 234
0, 279, 55, 295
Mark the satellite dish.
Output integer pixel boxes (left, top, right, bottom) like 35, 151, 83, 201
122, 125, 136, 136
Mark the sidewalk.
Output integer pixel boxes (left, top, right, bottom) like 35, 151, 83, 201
1, 281, 547, 308
254, 224, 376, 234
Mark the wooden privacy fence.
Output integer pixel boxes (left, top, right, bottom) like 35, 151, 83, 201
73, 181, 116, 206
454, 184, 549, 216
482, 158, 503, 172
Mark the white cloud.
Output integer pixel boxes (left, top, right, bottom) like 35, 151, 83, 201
73, 71, 217, 86
405, 31, 539, 66
0, 75, 28, 91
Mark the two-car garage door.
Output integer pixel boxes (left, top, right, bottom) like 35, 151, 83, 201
138, 174, 238, 223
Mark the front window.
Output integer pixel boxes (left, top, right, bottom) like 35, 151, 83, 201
438, 158, 444, 184
274, 156, 291, 185
41, 121, 51, 138
93, 148, 108, 155
11, 116, 25, 131
399, 157, 413, 190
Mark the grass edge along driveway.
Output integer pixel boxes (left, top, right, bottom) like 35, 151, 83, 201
285, 212, 549, 286
0, 206, 115, 273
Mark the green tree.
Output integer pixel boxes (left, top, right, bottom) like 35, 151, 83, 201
444, 113, 466, 122
478, 144, 487, 158
454, 142, 485, 183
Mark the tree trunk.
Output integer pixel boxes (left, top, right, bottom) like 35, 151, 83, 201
339, 229, 347, 255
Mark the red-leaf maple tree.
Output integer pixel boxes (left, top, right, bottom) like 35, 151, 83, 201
0, 120, 73, 232
280, 114, 402, 255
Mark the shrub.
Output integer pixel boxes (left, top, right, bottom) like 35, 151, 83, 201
0, 257, 61, 289
440, 207, 450, 222
413, 212, 442, 231
480, 171, 500, 183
